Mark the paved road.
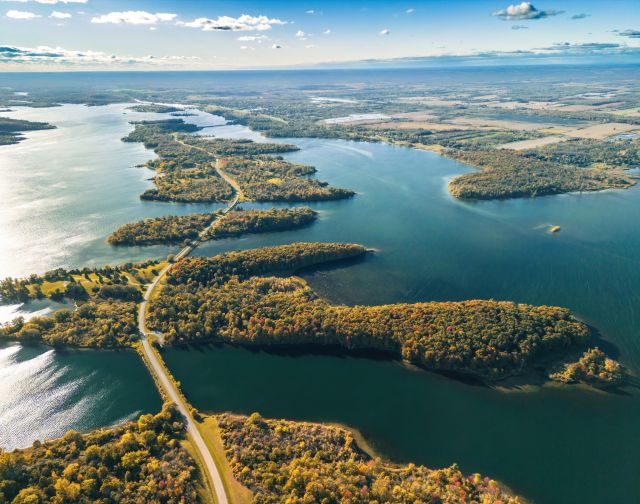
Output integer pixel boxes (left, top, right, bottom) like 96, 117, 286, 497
137, 148, 240, 504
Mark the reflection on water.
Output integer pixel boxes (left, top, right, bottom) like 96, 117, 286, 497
0, 342, 161, 450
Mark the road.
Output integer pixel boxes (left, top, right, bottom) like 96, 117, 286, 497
137, 149, 241, 504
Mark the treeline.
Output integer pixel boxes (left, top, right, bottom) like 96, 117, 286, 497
165, 242, 367, 287
148, 243, 588, 380
209, 207, 317, 239
127, 103, 183, 113
448, 149, 633, 200
525, 138, 640, 169
0, 300, 139, 348
0, 404, 201, 503
218, 412, 524, 503
550, 347, 624, 386
108, 213, 216, 245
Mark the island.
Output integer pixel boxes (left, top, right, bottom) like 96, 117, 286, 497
108, 213, 217, 246
127, 103, 184, 113
550, 347, 624, 387
107, 208, 317, 246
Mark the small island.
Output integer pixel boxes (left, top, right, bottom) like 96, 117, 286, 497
127, 103, 183, 113
550, 347, 624, 387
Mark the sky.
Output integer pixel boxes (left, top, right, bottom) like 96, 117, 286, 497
0, 0, 639, 70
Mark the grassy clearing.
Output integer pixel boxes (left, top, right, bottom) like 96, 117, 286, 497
196, 416, 254, 504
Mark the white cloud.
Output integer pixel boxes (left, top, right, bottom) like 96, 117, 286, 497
91, 11, 177, 25
492, 2, 562, 20
305, 44, 316, 49
149, 26, 157, 31
295, 30, 305, 37
406, 8, 415, 14
49, 10, 70, 18
306, 10, 314, 15
180, 14, 286, 32
323, 29, 331, 34
237, 35, 268, 41
6, 9, 39, 18
379, 28, 390, 35
271, 43, 282, 49
0, 44, 199, 66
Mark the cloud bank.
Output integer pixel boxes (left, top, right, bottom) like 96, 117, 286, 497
179, 14, 286, 32
91, 11, 177, 25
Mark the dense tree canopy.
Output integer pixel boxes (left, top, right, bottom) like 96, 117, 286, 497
218, 412, 524, 504
148, 243, 588, 380
0, 403, 201, 503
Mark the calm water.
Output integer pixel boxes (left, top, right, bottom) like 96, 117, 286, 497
1, 103, 639, 503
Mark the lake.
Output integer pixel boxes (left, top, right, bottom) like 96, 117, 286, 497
1, 103, 638, 503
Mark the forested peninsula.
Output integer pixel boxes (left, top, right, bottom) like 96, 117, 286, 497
146, 242, 590, 381
122, 119, 354, 204
217, 412, 524, 503
0, 116, 55, 145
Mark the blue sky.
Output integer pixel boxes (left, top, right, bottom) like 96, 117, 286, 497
0, 0, 639, 70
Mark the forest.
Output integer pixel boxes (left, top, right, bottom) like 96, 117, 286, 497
0, 403, 201, 503
222, 157, 355, 202
217, 412, 523, 503
147, 243, 589, 380
448, 149, 633, 200
208, 207, 317, 239
108, 213, 216, 246
0, 300, 139, 348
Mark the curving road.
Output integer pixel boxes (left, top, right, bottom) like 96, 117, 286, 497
137, 152, 240, 504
